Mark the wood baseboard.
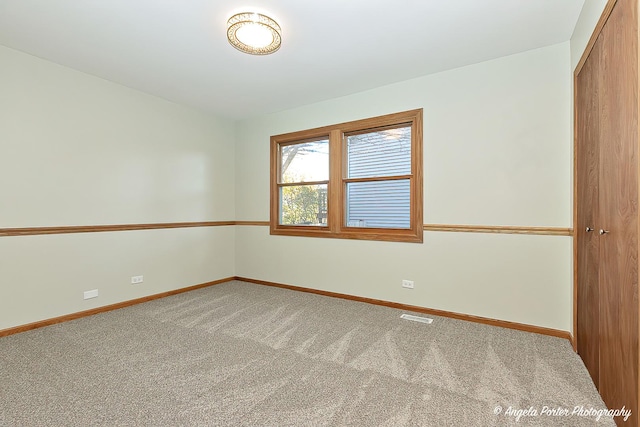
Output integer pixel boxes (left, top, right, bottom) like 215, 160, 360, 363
235, 276, 573, 342
0, 277, 234, 338
0, 275, 572, 344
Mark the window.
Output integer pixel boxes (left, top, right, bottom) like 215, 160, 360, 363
270, 109, 423, 243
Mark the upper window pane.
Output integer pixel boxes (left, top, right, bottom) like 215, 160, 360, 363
281, 140, 329, 183
347, 126, 412, 179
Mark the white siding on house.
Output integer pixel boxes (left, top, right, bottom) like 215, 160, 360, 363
346, 180, 410, 228
346, 127, 412, 228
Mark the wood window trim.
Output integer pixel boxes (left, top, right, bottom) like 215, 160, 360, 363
270, 109, 423, 243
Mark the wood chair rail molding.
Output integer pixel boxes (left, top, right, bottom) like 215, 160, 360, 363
0, 221, 235, 237
1, 221, 573, 237
424, 224, 572, 236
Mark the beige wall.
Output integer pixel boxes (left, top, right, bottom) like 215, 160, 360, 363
0, 46, 236, 329
2, 36, 586, 333
236, 43, 573, 331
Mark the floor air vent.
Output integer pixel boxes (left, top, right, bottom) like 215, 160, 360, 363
400, 313, 433, 324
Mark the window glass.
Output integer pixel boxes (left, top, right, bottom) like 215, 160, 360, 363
281, 140, 329, 183
279, 184, 328, 226
346, 180, 410, 228
347, 126, 411, 179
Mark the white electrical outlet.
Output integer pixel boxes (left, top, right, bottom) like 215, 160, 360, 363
131, 275, 144, 284
402, 280, 414, 289
83, 289, 99, 300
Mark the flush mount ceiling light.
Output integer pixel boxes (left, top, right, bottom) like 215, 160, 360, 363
227, 12, 281, 55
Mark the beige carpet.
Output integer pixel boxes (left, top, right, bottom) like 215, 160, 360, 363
0, 280, 615, 426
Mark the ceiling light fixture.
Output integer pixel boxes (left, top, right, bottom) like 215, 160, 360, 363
227, 12, 281, 55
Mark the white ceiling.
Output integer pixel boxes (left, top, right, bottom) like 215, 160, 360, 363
0, 0, 585, 120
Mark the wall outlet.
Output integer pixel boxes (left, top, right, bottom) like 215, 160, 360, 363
402, 280, 414, 289
83, 289, 99, 300
131, 275, 144, 284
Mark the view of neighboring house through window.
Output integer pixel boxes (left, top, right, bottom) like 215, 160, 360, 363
345, 126, 412, 229
270, 109, 423, 242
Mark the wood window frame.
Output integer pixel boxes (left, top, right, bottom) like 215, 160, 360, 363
270, 109, 423, 243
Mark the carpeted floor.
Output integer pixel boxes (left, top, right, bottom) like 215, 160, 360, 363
0, 280, 615, 426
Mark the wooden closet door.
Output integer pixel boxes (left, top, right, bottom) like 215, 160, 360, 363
597, 0, 639, 424
576, 32, 601, 387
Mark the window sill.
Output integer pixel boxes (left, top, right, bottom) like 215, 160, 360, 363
270, 226, 423, 243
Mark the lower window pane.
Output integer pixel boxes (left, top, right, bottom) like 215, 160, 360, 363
280, 184, 328, 226
346, 180, 410, 229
